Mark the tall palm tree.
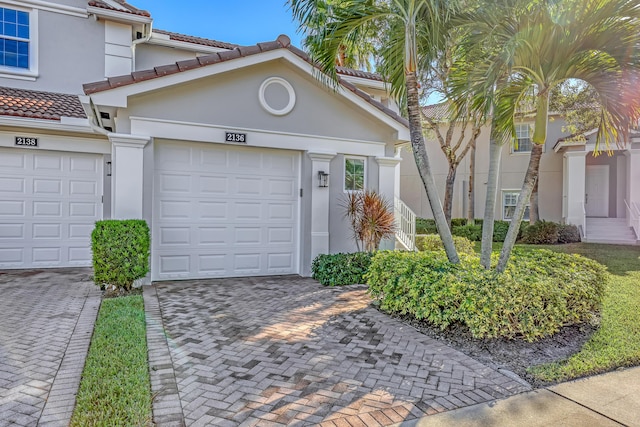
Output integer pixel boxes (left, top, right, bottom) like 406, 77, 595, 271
289, 0, 461, 263
455, 0, 640, 272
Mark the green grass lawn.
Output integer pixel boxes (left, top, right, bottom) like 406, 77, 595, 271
71, 295, 152, 427
484, 242, 640, 382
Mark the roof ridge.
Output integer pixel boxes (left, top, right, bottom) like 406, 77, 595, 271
83, 35, 407, 128
87, 0, 150, 17
153, 29, 239, 50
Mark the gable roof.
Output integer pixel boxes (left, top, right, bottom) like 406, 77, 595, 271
0, 87, 86, 121
83, 35, 408, 127
152, 29, 239, 50
87, 0, 150, 17
336, 66, 383, 82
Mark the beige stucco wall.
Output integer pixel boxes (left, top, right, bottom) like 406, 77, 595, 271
121, 60, 398, 144
400, 118, 569, 222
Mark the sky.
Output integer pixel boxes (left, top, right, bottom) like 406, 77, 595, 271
131, 0, 303, 47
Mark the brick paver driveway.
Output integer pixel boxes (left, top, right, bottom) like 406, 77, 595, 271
0, 268, 100, 427
146, 276, 530, 427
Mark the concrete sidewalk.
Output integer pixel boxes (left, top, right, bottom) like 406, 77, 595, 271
397, 366, 640, 426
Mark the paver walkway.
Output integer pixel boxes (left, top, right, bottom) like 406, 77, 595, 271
0, 268, 100, 427
146, 276, 530, 426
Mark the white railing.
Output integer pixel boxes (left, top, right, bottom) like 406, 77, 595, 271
624, 199, 640, 240
394, 197, 416, 251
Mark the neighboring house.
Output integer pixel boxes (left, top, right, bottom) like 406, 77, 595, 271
0, 0, 409, 280
400, 103, 640, 244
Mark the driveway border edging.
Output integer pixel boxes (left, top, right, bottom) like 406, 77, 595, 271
144, 284, 185, 426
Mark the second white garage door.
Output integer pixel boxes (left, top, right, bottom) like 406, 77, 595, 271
153, 141, 300, 281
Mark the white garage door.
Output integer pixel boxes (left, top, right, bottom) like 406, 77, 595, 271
153, 141, 300, 281
0, 147, 102, 268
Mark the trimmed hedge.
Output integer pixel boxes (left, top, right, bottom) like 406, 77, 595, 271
311, 252, 373, 286
521, 220, 560, 244
416, 234, 475, 256
558, 223, 581, 244
452, 224, 482, 241
416, 218, 437, 234
366, 249, 607, 341
91, 220, 150, 291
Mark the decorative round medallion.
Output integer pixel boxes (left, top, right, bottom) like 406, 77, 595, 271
258, 77, 296, 116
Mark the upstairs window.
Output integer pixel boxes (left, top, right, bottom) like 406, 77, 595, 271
0, 7, 30, 69
344, 157, 366, 191
513, 124, 533, 153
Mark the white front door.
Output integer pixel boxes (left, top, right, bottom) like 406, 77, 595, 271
153, 141, 300, 281
585, 165, 609, 217
0, 147, 102, 268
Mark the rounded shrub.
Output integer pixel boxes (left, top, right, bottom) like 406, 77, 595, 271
521, 220, 559, 244
91, 220, 150, 291
452, 224, 482, 241
416, 234, 475, 256
558, 224, 581, 244
311, 252, 373, 286
365, 249, 607, 341
451, 218, 468, 227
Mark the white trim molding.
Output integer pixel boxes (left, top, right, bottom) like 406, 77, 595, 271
129, 116, 387, 157
258, 77, 296, 116
0, 0, 87, 18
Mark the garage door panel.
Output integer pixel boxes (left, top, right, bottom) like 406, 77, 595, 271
0, 148, 102, 269
153, 141, 299, 280
34, 178, 61, 195
34, 154, 63, 171
199, 176, 228, 194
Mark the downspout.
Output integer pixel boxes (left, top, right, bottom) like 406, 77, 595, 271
131, 22, 153, 72
85, 97, 109, 136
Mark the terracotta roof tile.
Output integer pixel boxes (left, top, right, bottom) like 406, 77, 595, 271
336, 66, 383, 82
153, 29, 238, 50
422, 102, 451, 121
0, 87, 86, 121
83, 35, 408, 128
87, 0, 150, 17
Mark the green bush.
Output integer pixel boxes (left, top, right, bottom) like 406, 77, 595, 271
558, 223, 581, 244
366, 249, 607, 341
451, 218, 468, 227
522, 220, 560, 244
415, 234, 475, 255
452, 224, 482, 241
416, 218, 437, 234
312, 252, 373, 286
91, 220, 150, 291
491, 220, 528, 242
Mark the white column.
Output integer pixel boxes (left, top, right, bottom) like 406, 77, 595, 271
109, 134, 150, 219
625, 149, 640, 226
563, 151, 587, 227
394, 146, 403, 199
308, 151, 336, 261
377, 156, 402, 250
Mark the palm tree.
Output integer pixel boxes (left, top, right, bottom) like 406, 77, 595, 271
454, 0, 640, 272
289, 0, 460, 263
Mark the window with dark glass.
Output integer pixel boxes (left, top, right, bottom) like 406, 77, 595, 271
0, 7, 29, 69
344, 157, 365, 191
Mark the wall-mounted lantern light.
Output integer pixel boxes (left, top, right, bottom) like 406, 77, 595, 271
318, 171, 329, 188
106, 161, 112, 177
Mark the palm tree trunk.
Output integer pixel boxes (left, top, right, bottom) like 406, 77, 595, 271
443, 165, 457, 228
406, 72, 459, 264
497, 143, 542, 272
467, 141, 476, 225
497, 93, 549, 272
480, 126, 502, 269
530, 178, 539, 224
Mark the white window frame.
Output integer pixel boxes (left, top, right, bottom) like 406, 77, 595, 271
502, 190, 530, 221
343, 155, 367, 192
511, 123, 534, 154
0, 4, 38, 80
